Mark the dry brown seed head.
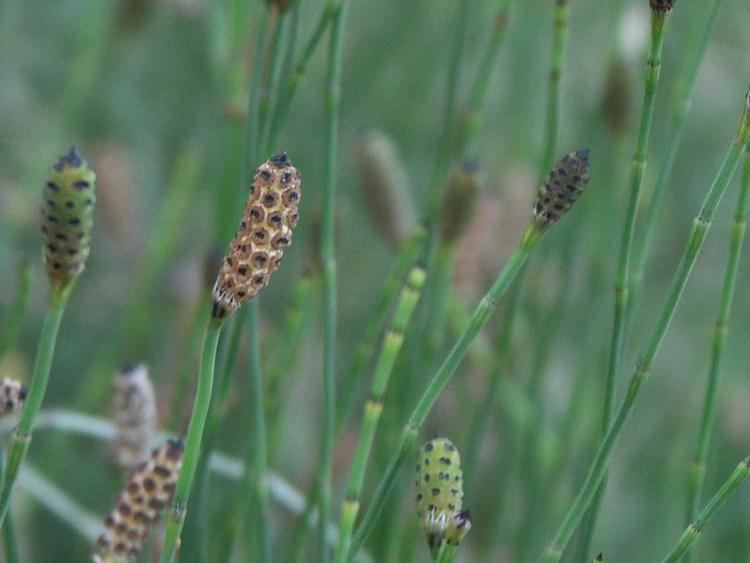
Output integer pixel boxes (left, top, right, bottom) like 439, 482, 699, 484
112, 363, 157, 469
649, 0, 675, 13
211, 153, 301, 319
0, 378, 26, 417
532, 149, 590, 230
440, 161, 482, 246
93, 438, 184, 561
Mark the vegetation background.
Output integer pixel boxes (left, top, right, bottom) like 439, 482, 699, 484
0, 0, 750, 561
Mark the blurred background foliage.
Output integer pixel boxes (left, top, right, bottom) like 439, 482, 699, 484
1, 0, 750, 561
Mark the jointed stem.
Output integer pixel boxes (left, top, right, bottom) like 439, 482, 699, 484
540, 102, 750, 563
0, 258, 31, 362
582, 8, 672, 551
318, 3, 347, 560
0, 282, 73, 527
349, 226, 541, 559
159, 319, 223, 563
685, 147, 750, 537
662, 458, 750, 563
332, 267, 425, 563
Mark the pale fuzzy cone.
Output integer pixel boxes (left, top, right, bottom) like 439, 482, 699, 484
112, 364, 157, 469
41, 147, 96, 289
93, 438, 184, 561
212, 153, 301, 319
416, 437, 465, 556
440, 161, 482, 246
533, 149, 590, 230
601, 58, 633, 137
0, 377, 26, 417
356, 130, 416, 248
91, 140, 136, 241
649, 0, 676, 13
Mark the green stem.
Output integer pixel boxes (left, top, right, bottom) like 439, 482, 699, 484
436, 542, 457, 563
159, 319, 223, 563
631, 0, 724, 298
249, 302, 271, 562
257, 8, 289, 155
540, 101, 750, 563
244, 5, 271, 176
0, 282, 73, 527
685, 148, 750, 534
337, 227, 426, 429
349, 225, 541, 558
662, 458, 750, 563
460, 0, 512, 160
317, 3, 347, 560
582, 8, 671, 551
332, 267, 426, 563
0, 258, 31, 362
266, 0, 343, 152
539, 0, 569, 178
0, 452, 19, 563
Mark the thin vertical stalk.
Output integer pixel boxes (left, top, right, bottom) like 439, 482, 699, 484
631, 0, 724, 296
460, 0, 513, 160
540, 101, 750, 563
159, 319, 224, 563
244, 7, 271, 178
337, 227, 426, 428
317, 3, 347, 560
332, 267, 426, 563
266, 1, 343, 152
583, 7, 672, 549
685, 148, 750, 536
248, 302, 271, 563
257, 9, 289, 155
349, 226, 542, 558
662, 458, 750, 563
0, 452, 19, 563
539, 0, 569, 177
0, 258, 31, 362
0, 282, 73, 527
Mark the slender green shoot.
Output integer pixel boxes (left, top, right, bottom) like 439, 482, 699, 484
0, 452, 19, 563
436, 542, 457, 563
662, 457, 750, 563
332, 267, 426, 563
257, 8, 289, 156
540, 95, 750, 563
0, 258, 31, 362
159, 318, 224, 563
337, 226, 426, 429
349, 222, 545, 559
584, 5, 673, 548
318, 4, 348, 560
631, 0, 724, 298
0, 281, 74, 527
685, 147, 750, 534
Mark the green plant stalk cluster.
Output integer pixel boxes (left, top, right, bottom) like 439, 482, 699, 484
540, 98, 750, 563
662, 457, 750, 563
631, 0, 724, 297
159, 320, 223, 563
585, 6, 671, 547
333, 267, 426, 563
0, 281, 74, 527
348, 223, 544, 559
540, 0, 569, 177
318, 3, 348, 560
685, 147, 750, 531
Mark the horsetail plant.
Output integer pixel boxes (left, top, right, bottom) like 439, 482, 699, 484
415, 437, 470, 560
540, 89, 750, 563
584, 0, 677, 547
0, 147, 96, 527
332, 266, 426, 563
93, 438, 184, 562
685, 146, 750, 536
159, 153, 301, 563
112, 363, 157, 470
348, 149, 591, 558
662, 457, 750, 562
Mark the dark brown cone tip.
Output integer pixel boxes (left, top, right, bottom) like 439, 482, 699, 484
55, 146, 85, 171
533, 148, 590, 228
649, 0, 675, 13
